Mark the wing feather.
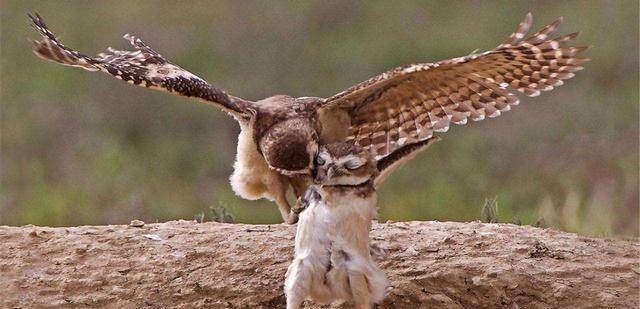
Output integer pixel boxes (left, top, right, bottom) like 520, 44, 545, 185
322, 13, 589, 159
374, 136, 441, 188
28, 13, 252, 119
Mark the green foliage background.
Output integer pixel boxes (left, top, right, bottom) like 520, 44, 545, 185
1, 1, 638, 237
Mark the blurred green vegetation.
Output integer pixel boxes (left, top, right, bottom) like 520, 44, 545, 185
1, 1, 638, 237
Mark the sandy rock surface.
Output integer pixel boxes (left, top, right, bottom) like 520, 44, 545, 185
0, 220, 637, 308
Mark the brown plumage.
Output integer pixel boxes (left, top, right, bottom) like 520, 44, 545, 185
29, 13, 588, 223
323, 13, 589, 158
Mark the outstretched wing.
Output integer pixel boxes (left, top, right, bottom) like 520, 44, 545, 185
374, 136, 440, 188
322, 13, 589, 159
29, 13, 252, 119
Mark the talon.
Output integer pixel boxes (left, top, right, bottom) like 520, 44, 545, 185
286, 212, 299, 224
291, 203, 307, 215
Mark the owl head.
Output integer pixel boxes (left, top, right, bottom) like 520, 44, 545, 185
260, 117, 319, 176
313, 143, 377, 186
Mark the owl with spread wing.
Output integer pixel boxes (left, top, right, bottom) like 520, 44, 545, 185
29, 13, 588, 223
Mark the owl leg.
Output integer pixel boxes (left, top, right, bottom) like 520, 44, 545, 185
288, 186, 321, 224
286, 201, 305, 225
275, 194, 297, 224
284, 175, 315, 223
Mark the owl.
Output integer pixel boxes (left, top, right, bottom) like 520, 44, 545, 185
284, 138, 439, 309
29, 13, 588, 223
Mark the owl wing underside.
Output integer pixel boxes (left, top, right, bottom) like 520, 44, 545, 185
29, 13, 252, 120
322, 13, 589, 161
373, 136, 440, 189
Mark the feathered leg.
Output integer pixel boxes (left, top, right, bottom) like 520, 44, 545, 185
275, 193, 296, 224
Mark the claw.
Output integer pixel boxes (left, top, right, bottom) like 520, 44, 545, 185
286, 212, 300, 224
286, 194, 310, 224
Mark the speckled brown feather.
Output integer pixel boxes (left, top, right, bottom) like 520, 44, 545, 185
322, 13, 589, 160
28, 13, 252, 119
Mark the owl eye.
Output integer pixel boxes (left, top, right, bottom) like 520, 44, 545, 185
344, 160, 364, 170
315, 156, 325, 166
